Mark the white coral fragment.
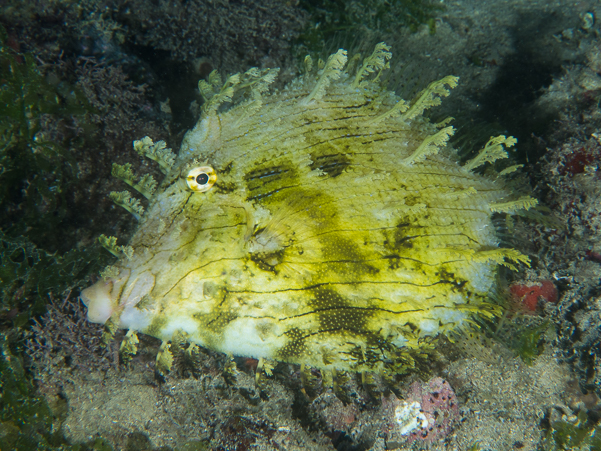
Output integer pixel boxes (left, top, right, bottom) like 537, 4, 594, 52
395, 401, 429, 435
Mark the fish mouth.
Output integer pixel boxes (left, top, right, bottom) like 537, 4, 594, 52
80, 269, 130, 324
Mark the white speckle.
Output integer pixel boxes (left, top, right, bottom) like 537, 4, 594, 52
418, 318, 439, 336
391, 333, 408, 348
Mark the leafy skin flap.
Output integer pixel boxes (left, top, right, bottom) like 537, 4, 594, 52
82, 45, 532, 375
352, 42, 392, 88
109, 191, 144, 220
403, 126, 455, 164
302, 49, 348, 104
133, 137, 175, 174
464, 135, 517, 171
112, 163, 157, 199
402, 75, 459, 120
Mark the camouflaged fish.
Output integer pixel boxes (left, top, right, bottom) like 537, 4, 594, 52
81, 44, 535, 375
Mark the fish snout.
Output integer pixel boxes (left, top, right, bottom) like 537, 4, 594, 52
80, 270, 130, 324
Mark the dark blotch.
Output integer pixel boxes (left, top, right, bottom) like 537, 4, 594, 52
309, 153, 351, 177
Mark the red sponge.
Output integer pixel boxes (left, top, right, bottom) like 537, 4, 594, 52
509, 280, 559, 312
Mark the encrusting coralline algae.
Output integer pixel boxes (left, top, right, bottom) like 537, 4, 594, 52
81, 43, 536, 376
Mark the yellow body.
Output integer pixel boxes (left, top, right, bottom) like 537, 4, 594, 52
81, 45, 532, 374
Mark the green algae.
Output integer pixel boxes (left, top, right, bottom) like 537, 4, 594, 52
0, 334, 54, 450
511, 320, 551, 365
0, 28, 112, 445
0, 24, 110, 326
544, 410, 601, 451
0, 24, 91, 249
0, 230, 109, 328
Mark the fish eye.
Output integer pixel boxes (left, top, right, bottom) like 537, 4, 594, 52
186, 167, 217, 192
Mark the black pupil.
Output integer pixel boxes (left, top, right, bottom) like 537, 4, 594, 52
196, 173, 209, 185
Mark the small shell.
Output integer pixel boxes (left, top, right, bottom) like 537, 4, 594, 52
582, 12, 594, 30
